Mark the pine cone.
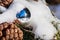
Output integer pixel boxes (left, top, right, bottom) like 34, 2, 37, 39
0, 0, 13, 8
0, 22, 23, 40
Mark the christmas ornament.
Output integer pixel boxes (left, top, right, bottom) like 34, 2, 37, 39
16, 8, 31, 23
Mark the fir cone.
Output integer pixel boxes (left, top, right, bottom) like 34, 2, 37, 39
0, 0, 13, 8
0, 22, 23, 40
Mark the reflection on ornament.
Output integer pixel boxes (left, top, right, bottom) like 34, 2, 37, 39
16, 8, 31, 23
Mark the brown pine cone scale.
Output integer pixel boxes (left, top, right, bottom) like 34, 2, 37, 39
0, 0, 13, 8
0, 22, 23, 40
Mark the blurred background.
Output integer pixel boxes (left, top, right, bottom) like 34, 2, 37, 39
46, 0, 60, 19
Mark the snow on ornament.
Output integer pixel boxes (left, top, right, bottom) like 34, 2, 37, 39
0, 0, 60, 40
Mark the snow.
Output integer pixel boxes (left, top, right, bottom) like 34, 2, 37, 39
0, 0, 59, 40
21, 0, 57, 39
27, 2, 57, 39
0, 6, 7, 12
0, 0, 25, 23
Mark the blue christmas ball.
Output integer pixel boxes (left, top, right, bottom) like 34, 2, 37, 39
16, 8, 31, 19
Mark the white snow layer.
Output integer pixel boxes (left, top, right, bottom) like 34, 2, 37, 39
0, 0, 60, 40
0, 6, 7, 12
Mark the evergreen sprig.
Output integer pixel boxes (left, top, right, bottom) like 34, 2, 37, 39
16, 23, 36, 40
